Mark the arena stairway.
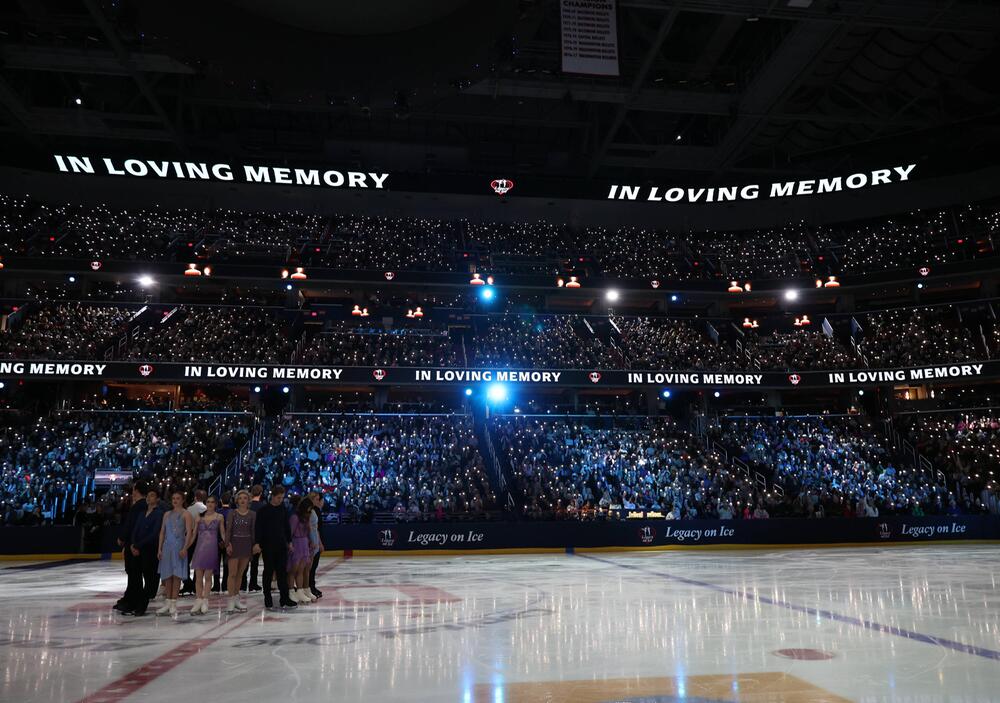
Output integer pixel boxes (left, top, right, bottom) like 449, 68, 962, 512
472, 407, 519, 514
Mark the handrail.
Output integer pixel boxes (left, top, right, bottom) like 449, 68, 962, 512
713, 441, 730, 465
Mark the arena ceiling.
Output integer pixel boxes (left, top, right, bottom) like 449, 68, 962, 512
1, 0, 1000, 185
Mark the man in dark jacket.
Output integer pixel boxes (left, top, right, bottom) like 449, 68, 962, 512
114, 483, 147, 612
254, 485, 296, 609
245, 484, 265, 591
123, 487, 164, 616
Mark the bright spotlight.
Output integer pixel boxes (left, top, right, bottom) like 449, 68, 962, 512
286, 284, 293, 291
68, 276, 76, 283
661, 389, 671, 399
464, 388, 473, 397
138, 275, 155, 288
858, 389, 865, 396
605, 289, 620, 302
713, 391, 720, 398
253, 386, 261, 394
74, 97, 83, 106
282, 386, 290, 394
784, 289, 799, 301
486, 383, 508, 403
0, 382, 5, 390
670, 294, 678, 302
480, 287, 495, 301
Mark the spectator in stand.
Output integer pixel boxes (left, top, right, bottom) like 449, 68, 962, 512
720, 416, 951, 517
858, 307, 981, 367
614, 316, 739, 371
745, 328, 855, 371
301, 322, 458, 367
0, 303, 132, 360
241, 415, 492, 522
3, 194, 996, 280
901, 412, 999, 514
472, 315, 611, 369
493, 416, 756, 520
127, 306, 294, 365
0, 411, 250, 525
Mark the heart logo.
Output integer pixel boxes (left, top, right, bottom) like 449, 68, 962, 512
650, 280, 660, 289
918, 267, 930, 277
384, 272, 395, 281
373, 369, 386, 381
589, 372, 601, 384
90, 261, 102, 271
788, 374, 801, 386
138, 364, 154, 377
490, 178, 514, 195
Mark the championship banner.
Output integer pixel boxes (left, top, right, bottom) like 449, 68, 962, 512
560, 0, 620, 76
0, 359, 997, 389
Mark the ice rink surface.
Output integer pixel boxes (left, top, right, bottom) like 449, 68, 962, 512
1, 545, 998, 703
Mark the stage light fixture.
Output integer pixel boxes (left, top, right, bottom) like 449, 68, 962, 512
487, 383, 509, 403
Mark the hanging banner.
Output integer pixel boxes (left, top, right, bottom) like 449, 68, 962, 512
560, 0, 620, 76
0, 359, 995, 389
53, 155, 389, 190
43, 153, 924, 205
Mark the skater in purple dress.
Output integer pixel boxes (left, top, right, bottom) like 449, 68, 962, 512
190, 496, 226, 615
224, 490, 258, 613
286, 498, 316, 604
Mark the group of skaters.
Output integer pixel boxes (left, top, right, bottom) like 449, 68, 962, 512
113, 482, 325, 616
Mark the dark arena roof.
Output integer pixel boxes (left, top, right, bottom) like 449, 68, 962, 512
1, 6, 1000, 702
3, 1, 1000, 184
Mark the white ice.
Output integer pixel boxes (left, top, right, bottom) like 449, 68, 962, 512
1, 545, 999, 703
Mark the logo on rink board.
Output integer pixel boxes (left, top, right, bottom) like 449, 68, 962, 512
378, 529, 397, 547
638, 526, 656, 544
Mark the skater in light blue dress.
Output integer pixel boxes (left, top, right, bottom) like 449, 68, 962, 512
156, 489, 195, 616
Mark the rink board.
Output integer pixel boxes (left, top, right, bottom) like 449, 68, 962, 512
2, 515, 997, 557
326, 514, 1000, 553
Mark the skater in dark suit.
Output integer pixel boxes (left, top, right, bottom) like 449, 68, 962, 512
123, 486, 164, 616
114, 483, 147, 613
254, 485, 296, 610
